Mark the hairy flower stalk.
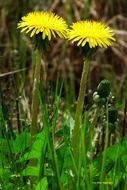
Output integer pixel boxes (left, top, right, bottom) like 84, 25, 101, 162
67, 20, 115, 166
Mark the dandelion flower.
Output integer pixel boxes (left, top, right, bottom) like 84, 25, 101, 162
67, 21, 115, 48
71, 21, 116, 159
17, 11, 68, 40
17, 11, 68, 135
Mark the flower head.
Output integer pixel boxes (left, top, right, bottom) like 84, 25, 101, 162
17, 11, 68, 41
67, 21, 115, 48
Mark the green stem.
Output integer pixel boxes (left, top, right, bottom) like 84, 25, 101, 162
69, 147, 78, 176
88, 107, 100, 190
31, 48, 42, 136
52, 128, 63, 190
39, 91, 54, 181
81, 114, 91, 190
50, 81, 64, 190
88, 106, 101, 150
100, 102, 109, 190
72, 58, 90, 165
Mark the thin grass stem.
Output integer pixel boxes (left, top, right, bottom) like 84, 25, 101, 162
88, 107, 100, 190
31, 48, 42, 136
100, 102, 109, 190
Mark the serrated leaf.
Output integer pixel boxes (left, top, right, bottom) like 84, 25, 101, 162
92, 138, 127, 178
105, 139, 127, 162
18, 150, 39, 162
35, 177, 48, 190
19, 129, 47, 162
0, 138, 13, 153
12, 132, 31, 153
22, 166, 39, 176
0, 167, 12, 179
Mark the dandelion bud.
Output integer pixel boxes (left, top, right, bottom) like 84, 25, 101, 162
97, 80, 111, 98
93, 94, 100, 103
108, 108, 118, 124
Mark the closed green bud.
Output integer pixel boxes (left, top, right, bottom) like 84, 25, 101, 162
97, 80, 111, 98
93, 94, 100, 103
108, 108, 118, 124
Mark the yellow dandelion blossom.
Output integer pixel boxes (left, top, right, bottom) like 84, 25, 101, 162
67, 21, 116, 48
17, 11, 68, 40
